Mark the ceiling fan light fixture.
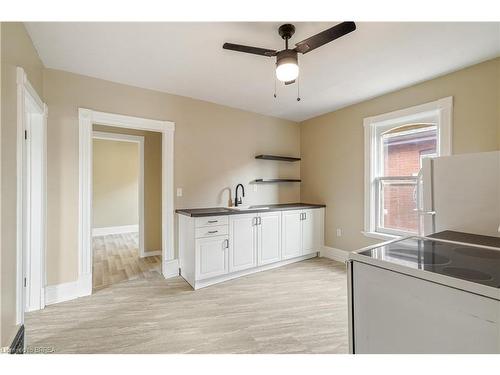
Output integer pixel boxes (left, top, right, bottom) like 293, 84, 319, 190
276, 50, 299, 82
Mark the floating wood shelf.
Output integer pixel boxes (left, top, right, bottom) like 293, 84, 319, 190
255, 154, 301, 162
253, 179, 302, 183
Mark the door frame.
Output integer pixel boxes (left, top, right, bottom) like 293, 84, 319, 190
16, 67, 48, 321
92, 131, 146, 257
78, 109, 176, 297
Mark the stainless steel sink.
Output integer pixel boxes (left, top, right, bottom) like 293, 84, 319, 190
229, 206, 269, 211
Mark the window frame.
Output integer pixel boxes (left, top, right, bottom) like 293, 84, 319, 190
363, 97, 453, 240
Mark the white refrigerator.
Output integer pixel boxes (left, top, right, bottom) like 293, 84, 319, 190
418, 151, 500, 237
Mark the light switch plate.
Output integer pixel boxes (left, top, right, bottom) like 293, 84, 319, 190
336, 228, 342, 237
176, 188, 183, 197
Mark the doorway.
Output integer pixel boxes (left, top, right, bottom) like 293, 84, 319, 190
91, 129, 162, 291
78, 109, 176, 298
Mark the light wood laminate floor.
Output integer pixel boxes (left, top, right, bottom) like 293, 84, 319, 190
25, 257, 348, 354
92, 232, 161, 291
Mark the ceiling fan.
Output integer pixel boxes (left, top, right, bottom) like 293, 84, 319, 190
223, 22, 356, 86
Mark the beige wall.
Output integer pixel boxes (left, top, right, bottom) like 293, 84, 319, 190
93, 125, 163, 253
1, 22, 44, 347
93, 139, 139, 228
44, 68, 300, 285
300, 57, 500, 252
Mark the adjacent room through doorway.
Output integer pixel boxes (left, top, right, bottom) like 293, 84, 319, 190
91, 125, 163, 292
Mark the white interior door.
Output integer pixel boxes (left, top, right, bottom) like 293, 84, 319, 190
258, 211, 281, 266
23, 95, 46, 313
229, 214, 257, 272
282, 210, 302, 259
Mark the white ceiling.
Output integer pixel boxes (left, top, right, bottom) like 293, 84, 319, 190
25, 22, 500, 122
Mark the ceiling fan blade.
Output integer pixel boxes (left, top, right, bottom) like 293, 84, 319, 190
223, 43, 277, 57
294, 22, 356, 54
284, 80, 296, 85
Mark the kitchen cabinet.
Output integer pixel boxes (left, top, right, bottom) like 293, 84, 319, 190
302, 208, 323, 255
178, 205, 324, 290
282, 208, 324, 259
230, 211, 282, 270
257, 211, 282, 265
282, 210, 302, 259
196, 235, 228, 280
229, 213, 257, 272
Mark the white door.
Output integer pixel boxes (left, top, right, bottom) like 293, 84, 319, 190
282, 210, 302, 259
196, 236, 228, 280
229, 214, 257, 272
258, 211, 281, 266
22, 99, 47, 313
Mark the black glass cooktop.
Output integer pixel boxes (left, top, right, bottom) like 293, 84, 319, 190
358, 237, 500, 288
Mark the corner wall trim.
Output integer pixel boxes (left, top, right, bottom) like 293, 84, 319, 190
92, 225, 139, 237
45, 274, 92, 306
321, 246, 349, 263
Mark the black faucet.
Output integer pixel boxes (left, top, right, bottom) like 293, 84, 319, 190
235, 183, 245, 207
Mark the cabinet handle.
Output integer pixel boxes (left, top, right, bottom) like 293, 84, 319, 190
208, 230, 218, 234
224, 239, 229, 248
303, 212, 307, 220
253, 217, 258, 226
208, 220, 218, 223
259, 217, 262, 225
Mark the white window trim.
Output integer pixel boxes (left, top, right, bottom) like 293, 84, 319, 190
363, 97, 453, 241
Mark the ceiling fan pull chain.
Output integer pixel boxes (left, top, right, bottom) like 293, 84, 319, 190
297, 76, 301, 102
273, 75, 277, 98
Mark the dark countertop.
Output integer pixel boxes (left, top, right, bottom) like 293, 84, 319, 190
176, 203, 326, 217
428, 230, 500, 249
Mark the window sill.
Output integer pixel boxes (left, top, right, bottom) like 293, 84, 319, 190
361, 231, 401, 241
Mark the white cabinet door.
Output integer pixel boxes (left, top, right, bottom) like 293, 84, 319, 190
302, 208, 323, 254
282, 210, 302, 259
258, 211, 281, 266
196, 236, 228, 280
229, 213, 257, 272
301, 209, 315, 255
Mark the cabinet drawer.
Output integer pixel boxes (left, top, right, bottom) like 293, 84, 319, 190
195, 225, 229, 238
195, 216, 229, 228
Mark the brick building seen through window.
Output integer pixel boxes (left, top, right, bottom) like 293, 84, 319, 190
380, 125, 437, 233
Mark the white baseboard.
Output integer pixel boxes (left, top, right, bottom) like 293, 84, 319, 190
321, 246, 349, 263
92, 224, 138, 236
140, 250, 162, 258
45, 274, 92, 306
192, 253, 317, 290
163, 259, 179, 278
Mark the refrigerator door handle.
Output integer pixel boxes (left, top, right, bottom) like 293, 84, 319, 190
416, 210, 436, 215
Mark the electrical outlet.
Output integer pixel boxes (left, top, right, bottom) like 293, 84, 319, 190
336, 228, 342, 237
176, 188, 183, 197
